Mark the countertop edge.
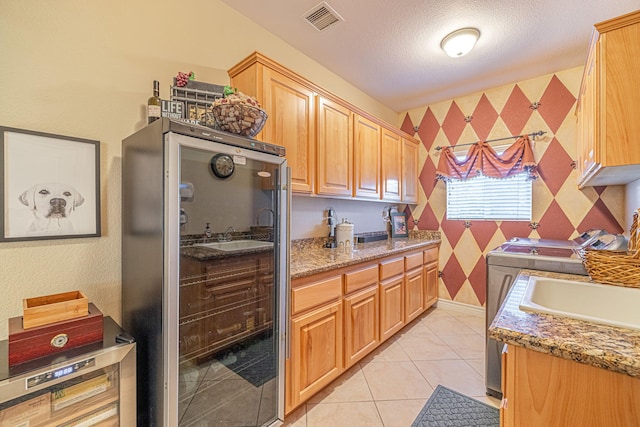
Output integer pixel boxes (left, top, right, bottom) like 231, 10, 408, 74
290, 238, 440, 280
488, 269, 640, 378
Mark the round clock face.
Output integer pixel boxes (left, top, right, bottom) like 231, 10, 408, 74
210, 153, 235, 179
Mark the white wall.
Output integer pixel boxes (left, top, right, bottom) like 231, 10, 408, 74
0, 0, 397, 339
290, 196, 398, 240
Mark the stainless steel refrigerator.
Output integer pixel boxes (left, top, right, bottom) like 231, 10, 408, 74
122, 118, 289, 426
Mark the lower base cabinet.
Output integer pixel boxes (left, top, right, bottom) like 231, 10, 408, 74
502, 345, 640, 426
286, 244, 439, 415
288, 299, 343, 411
344, 285, 379, 368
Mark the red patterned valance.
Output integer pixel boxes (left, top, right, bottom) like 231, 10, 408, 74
436, 135, 537, 181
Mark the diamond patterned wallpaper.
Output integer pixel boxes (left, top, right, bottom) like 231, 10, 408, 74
399, 67, 625, 307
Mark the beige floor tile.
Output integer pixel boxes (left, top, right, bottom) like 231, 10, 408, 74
361, 361, 433, 400
413, 359, 486, 397
360, 337, 411, 363
396, 332, 460, 361
306, 402, 383, 427
438, 333, 485, 359
421, 315, 477, 336
465, 358, 485, 377
456, 313, 486, 335
283, 405, 306, 427
375, 398, 429, 427
307, 365, 373, 403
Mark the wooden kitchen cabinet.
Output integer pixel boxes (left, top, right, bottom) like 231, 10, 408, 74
502, 344, 640, 426
288, 273, 343, 412
317, 96, 353, 196
286, 244, 439, 414
402, 138, 419, 204
343, 265, 379, 367
229, 52, 419, 202
575, 10, 640, 188
289, 300, 343, 409
381, 128, 403, 201
353, 114, 382, 199
379, 257, 405, 342
424, 247, 438, 309
229, 53, 316, 194
404, 252, 425, 323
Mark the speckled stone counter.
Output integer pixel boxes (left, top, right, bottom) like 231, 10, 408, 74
489, 269, 640, 378
290, 230, 440, 279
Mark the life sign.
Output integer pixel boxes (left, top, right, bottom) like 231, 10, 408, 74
162, 100, 185, 119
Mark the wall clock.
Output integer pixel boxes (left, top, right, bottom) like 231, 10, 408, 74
210, 153, 235, 179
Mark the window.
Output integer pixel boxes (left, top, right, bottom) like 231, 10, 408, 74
446, 172, 532, 221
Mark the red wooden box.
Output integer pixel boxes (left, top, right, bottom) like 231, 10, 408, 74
8, 303, 103, 366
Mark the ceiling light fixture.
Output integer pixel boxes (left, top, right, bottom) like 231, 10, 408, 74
440, 28, 480, 58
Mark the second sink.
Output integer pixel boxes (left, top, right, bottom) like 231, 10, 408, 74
519, 276, 640, 331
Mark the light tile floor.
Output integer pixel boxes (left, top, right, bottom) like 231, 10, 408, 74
283, 304, 500, 427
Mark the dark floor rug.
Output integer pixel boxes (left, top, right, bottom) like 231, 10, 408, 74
411, 385, 499, 427
221, 337, 276, 388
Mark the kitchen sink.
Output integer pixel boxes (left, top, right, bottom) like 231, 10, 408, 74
193, 240, 273, 252
519, 276, 640, 331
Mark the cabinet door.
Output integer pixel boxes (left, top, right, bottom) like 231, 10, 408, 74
290, 300, 343, 407
405, 268, 424, 323
577, 46, 598, 183
344, 286, 379, 367
354, 114, 381, 199
402, 138, 419, 204
379, 275, 404, 342
317, 96, 353, 196
262, 67, 316, 194
424, 247, 439, 309
381, 128, 402, 201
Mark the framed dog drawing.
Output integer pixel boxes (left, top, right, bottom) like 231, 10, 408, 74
0, 127, 100, 241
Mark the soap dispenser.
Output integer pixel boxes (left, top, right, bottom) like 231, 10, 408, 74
204, 223, 213, 238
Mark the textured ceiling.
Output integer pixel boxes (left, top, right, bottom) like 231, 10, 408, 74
219, 0, 639, 112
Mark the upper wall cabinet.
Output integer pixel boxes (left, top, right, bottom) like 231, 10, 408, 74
317, 96, 353, 197
229, 54, 316, 194
576, 10, 640, 188
381, 128, 402, 202
229, 52, 419, 203
402, 138, 419, 204
353, 115, 382, 200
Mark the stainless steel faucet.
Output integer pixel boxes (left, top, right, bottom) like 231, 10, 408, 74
220, 226, 235, 242
256, 208, 274, 226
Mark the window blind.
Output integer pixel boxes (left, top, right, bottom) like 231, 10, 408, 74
446, 172, 532, 221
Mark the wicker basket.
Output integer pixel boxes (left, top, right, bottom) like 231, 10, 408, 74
209, 104, 267, 137
581, 209, 640, 288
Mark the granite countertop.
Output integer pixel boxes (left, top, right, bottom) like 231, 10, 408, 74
489, 269, 640, 378
290, 230, 440, 279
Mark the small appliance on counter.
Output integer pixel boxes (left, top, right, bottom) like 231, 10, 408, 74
335, 219, 354, 250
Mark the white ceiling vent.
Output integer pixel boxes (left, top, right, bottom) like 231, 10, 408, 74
303, 2, 344, 31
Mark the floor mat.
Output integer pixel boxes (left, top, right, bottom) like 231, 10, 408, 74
411, 385, 499, 427
221, 337, 276, 388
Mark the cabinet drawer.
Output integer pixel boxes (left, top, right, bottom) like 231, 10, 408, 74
405, 252, 423, 271
423, 247, 438, 264
344, 265, 378, 294
292, 276, 342, 315
379, 258, 404, 281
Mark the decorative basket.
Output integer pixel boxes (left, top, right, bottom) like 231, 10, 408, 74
209, 104, 268, 137
580, 208, 640, 288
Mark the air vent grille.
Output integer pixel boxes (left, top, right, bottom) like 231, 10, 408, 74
303, 2, 344, 31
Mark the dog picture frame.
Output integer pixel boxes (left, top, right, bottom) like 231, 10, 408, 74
0, 126, 101, 241
390, 212, 409, 238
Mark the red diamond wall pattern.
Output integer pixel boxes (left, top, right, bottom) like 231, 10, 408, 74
400, 67, 625, 307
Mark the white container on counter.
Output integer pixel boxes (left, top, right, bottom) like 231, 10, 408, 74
335, 219, 354, 251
